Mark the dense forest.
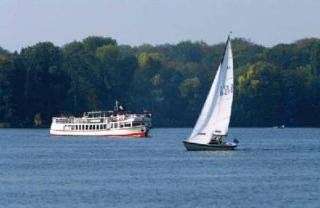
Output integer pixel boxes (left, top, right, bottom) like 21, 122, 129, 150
0, 36, 320, 127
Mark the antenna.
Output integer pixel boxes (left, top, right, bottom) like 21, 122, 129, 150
228, 31, 233, 40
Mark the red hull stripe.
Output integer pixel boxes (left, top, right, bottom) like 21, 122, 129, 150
50, 132, 146, 137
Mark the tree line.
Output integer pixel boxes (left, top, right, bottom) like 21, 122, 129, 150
0, 36, 320, 127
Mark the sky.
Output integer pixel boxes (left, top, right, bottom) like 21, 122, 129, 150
0, 0, 320, 52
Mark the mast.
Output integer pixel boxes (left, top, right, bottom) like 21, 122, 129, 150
219, 33, 231, 64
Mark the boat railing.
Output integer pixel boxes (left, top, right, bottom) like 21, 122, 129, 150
126, 113, 151, 120
52, 113, 151, 124
53, 117, 97, 124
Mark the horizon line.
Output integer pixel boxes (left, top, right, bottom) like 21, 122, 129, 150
1, 35, 319, 53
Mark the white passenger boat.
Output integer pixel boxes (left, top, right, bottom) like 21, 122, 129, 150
50, 102, 151, 137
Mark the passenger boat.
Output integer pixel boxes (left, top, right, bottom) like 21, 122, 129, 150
50, 102, 151, 137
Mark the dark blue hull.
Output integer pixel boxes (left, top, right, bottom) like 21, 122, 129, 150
183, 141, 237, 151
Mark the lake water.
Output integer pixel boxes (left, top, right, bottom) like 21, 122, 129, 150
0, 128, 320, 208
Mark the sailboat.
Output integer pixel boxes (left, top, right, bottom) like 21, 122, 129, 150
183, 35, 239, 151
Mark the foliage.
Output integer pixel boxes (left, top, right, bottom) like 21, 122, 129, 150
0, 37, 320, 127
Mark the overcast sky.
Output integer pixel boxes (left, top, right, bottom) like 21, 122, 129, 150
0, 0, 319, 51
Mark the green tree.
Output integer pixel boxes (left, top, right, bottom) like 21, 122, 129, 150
20, 42, 69, 126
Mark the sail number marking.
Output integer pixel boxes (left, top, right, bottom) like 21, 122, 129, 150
220, 84, 233, 96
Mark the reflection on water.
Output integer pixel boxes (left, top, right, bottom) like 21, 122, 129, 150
203, 150, 236, 157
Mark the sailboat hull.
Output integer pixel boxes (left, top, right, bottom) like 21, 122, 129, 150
183, 141, 237, 151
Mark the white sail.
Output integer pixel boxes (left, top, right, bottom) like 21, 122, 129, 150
188, 37, 233, 144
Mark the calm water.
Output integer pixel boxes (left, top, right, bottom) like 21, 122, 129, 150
0, 128, 320, 208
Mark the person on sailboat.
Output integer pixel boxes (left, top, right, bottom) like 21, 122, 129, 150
209, 135, 223, 144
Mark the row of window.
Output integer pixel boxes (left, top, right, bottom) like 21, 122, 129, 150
66, 124, 108, 131
64, 122, 143, 131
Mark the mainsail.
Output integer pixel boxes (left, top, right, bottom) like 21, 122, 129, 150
188, 36, 233, 144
